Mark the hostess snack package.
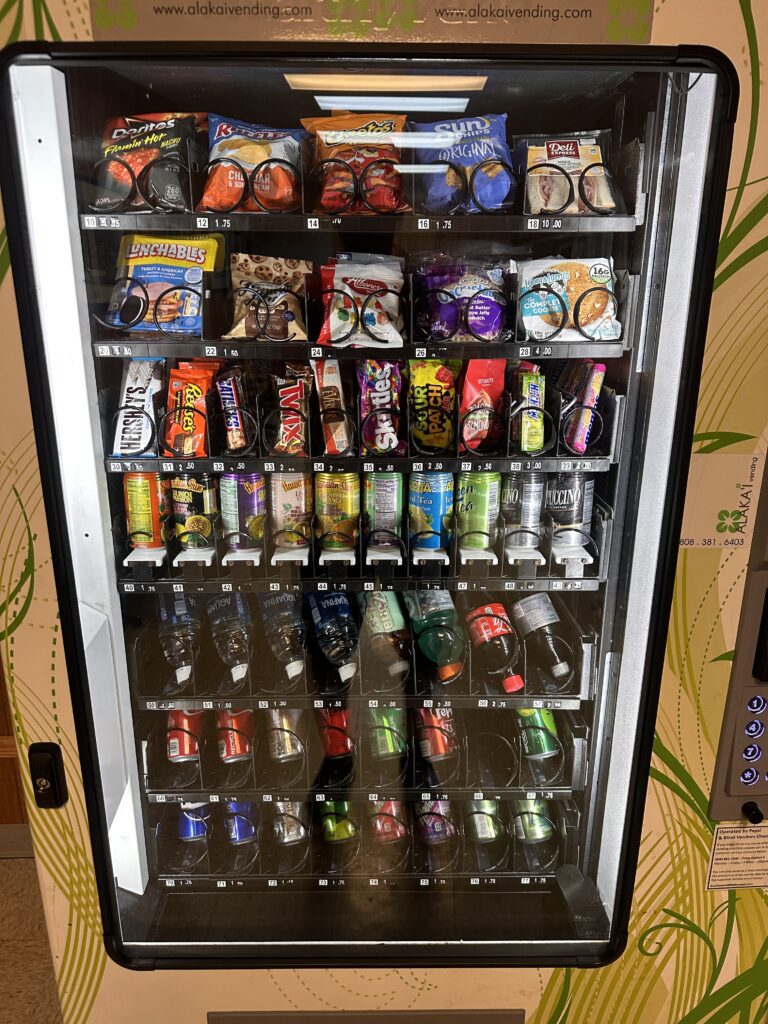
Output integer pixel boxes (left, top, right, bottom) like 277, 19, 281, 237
319, 256, 405, 348
410, 114, 515, 214
408, 359, 462, 453
228, 253, 313, 340
268, 363, 313, 456
514, 132, 617, 216
200, 115, 304, 212
358, 360, 406, 456
93, 112, 206, 212
411, 254, 511, 342
111, 358, 164, 457
458, 359, 507, 453
164, 359, 220, 457
517, 257, 621, 342
301, 113, 409, 214
105, 234, 222, 336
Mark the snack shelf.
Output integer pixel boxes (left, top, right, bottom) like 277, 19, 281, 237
92, 340, 628, 363
79, 212, 639, 235
137, 695, 585, 712
106, 456, 614, 475
154, 875, 556, 893
117, 578, 601, 595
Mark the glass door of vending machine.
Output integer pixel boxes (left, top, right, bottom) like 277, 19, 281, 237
0, 45, 735, 967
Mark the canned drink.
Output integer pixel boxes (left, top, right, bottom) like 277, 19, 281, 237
368, 707, 407, 760
166, 709, 206, 763
511, 799, 555, 843
369, 800, 409, 844
216, 709, 255, 764
178, 802, 211, 841
466, 800, 503, 844
320, 801, 359, 843
415, 707, 458, 763
317, 708, 354, 759
415, 800, 456, 845
315, 472, 360, 550
502, 472, 545, 548
266, 709, 304, 763
224, 800, 257, 845
455, 471, 501, 549
363, 472, 403, 545
171, 473, 217, 548
273, 801, 309, 846
408, 472, 454, 550
220, 472, 266, 550
545, 472, 594, 547
270, 472, 313, 548
515, 707, 560, 760
124, 472, 171, 550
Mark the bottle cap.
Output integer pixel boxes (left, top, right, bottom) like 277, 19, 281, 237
437, 662, 463, 683
387, 659, 410, 678
285, 659, 304, 681
231, 663, 249, 683
551, 661, 570, 679
338, 662, 357, 683
502, 673, 525, 694
175, 664, 193, 685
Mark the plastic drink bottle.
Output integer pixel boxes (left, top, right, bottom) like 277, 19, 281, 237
205, 592, 252, 686
157, 593, 201, 689
306, 591, 359, 683
510, 593, 572, 683
465, 602, 524, 693
255, 591, 305, 682
357, 591, 412, 684
402, 590, 466, 685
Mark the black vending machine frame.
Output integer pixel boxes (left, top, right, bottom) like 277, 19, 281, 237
0, 42, 737, 970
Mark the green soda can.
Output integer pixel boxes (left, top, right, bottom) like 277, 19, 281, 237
363, 472, 404, 546
369, 707, 408, 760
511, 798, 555, 843
466, 799, 503, 844
321, 801, 359, 843
515, 707, 560, 760
455, 471, 501, 549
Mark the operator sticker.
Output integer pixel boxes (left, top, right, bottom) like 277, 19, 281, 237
706, 823, 768, 890
679, 453, 765, 550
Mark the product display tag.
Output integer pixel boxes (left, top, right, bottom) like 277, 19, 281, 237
706, 823, 768, 890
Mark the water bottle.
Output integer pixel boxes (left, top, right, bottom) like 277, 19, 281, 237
402, 590, 466, 686
205, 593, 252, 686
305, 591, 359, 683
255, 591, 305, 683
356, 591, 412, 685
157, 594, 200, 689
510, 593, 572, 684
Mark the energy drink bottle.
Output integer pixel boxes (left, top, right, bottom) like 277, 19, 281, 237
455, 471, 501, 549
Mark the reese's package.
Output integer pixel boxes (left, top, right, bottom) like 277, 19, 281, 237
301, 113, 409, 214
104, 234, 222, 336
93, 112, 206, 212
200, 115, 305, 213
164, 359, 221, 457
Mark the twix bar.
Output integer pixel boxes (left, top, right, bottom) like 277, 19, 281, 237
270, 363, 312, 456
311, 359, 351, 456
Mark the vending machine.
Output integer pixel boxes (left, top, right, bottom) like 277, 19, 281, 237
0, 43, 735, 973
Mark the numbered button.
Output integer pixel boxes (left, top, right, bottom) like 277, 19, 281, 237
740, 767, 760, 785
743, 744, 762, 762
745, 720, 765, 739
747, 695, 768, 715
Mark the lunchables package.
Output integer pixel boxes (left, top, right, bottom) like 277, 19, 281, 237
228, 253, 313, 340
514, 131, 618, 216
105, 234, 222, 336
410, 114, 515, 214
200, 115, 305, 213
517, 257, 621, 342
318, 255, 405, 348
408, 359, 462, 453
301, 113, 409, 214
93, 112, 206, 212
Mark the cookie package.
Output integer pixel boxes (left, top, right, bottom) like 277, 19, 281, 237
517, 257, 621, 342
228, 253, 313, 340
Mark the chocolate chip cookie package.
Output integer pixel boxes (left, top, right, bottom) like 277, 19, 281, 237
0, 43, 738, 981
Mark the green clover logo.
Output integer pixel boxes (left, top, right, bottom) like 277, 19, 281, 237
716, 509, 743, 534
